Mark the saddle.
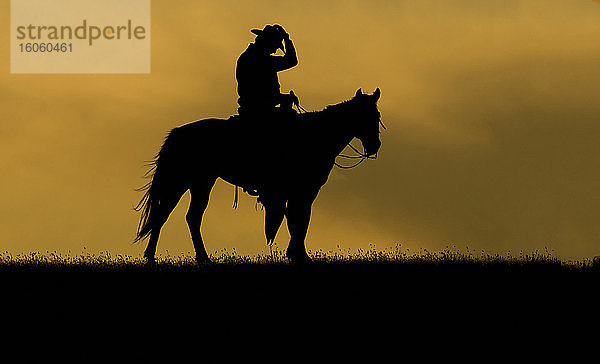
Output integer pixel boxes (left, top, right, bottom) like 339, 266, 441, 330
228, 92, 301, 204
228, 112, 300, 205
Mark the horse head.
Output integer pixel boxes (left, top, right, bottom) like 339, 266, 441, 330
351, 88, 382, 156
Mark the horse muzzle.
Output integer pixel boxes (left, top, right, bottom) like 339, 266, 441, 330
363, 139, 381, 157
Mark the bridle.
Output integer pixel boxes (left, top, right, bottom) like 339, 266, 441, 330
335, 119, 386, 169
335, 142, 376, 169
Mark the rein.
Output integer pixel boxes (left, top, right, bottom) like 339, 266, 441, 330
335, 143, 377, 169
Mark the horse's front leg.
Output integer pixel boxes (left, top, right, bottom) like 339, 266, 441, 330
285, 196, 316, 263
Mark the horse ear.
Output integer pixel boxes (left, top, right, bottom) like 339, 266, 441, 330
373, 88, 381, 101
355, 88, 363, 97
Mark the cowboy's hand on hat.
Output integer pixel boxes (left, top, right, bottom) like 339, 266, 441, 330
274, 25, 289, 40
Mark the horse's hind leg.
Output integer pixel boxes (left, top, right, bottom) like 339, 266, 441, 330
187, 179, 216, 264
144, 189, 186, 263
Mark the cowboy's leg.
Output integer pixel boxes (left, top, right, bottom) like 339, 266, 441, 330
263, 195, 286, 245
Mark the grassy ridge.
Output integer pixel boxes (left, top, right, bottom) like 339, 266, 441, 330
0, 246, 596, 273
3, 247, 596, 319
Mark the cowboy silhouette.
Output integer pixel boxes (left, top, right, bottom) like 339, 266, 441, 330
235, 24, 300, 199
236, 24, 299, 117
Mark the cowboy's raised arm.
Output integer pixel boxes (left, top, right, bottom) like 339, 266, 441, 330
273, 28, 298, 72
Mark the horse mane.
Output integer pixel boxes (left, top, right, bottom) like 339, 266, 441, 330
300, 97, 356, 122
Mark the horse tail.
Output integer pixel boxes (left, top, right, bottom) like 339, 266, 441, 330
133, 128, 182, 243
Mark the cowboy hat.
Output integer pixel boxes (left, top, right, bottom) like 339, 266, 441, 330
251, 25, 285, 51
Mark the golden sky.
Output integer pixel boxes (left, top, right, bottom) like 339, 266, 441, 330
2, 0, 600, 259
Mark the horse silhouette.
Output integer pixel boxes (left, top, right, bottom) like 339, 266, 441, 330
135, 88, 383, 263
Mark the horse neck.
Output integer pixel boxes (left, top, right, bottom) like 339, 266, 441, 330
316, 103, 356, 158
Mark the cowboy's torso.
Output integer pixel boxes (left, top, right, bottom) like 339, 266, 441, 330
236, 44, 281, 112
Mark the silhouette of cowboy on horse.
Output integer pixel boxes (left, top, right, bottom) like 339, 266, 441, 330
236, 24, 299, 118
135, 23, 383, 264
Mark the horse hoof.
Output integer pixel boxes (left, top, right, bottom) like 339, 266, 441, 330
286, 251, 312, 264
196, 255, 212, 265
144, 252, 156, 263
